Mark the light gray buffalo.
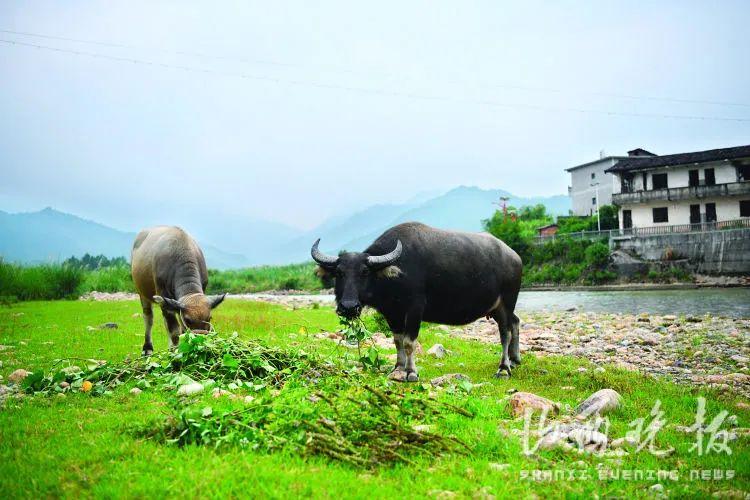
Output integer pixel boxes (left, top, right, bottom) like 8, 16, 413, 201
131, 226, 226, 355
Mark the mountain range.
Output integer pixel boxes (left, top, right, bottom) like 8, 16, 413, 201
0, 186, 569, 269
0, 208, 250, 270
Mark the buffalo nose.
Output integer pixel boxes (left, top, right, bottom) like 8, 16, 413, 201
337, 301, 362, 318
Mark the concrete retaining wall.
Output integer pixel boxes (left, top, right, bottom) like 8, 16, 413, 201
612, 228, 750, 274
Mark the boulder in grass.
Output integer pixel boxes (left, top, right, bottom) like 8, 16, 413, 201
430, 373, 470, 387
212, 388, 231, 398
536, 430, 568, 450
567, 428, 608, 450
177, 382, 204, 396
509, 392, 560, 418
8, 369, 31, 384
574, 389, 621, 419
610, 436, 638, 449
427, 344, 447, 359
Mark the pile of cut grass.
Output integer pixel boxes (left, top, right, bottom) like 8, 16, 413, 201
19, 330, 471, 467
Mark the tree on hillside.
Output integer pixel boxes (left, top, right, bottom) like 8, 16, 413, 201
64, 254, 128, 270
516, 204, 548, 221
483, 210, 531, 260
598, 205, 619, 230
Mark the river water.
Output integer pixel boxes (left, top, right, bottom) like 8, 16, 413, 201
516, 288, 750, 318
252, 288, 750, 319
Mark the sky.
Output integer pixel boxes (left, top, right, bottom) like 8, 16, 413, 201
1, 0, 749, 232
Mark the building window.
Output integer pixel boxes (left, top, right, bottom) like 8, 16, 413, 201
689, 170, 699, 187
738, 165, 750, 181
741, 200, 750, 217
652, 173, 668, 190
621, 173, 634, 193
690, 204, 701, 224
652, 207, 669, 223
704, 168, 716, 186
622, 210, 632, 229
705, 203, 717, 223
591, 172, 596, 180
592, 197, 597, 205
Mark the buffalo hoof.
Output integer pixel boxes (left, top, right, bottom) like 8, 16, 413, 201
388, 369, 408, 382
511, 358, 522, 368
406, 371, 419, 382
494, 366, 512, 378
142, 345, 153, 357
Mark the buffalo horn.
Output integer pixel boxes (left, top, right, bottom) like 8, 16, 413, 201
310, 239, 339, 267
366, 240, 402, 268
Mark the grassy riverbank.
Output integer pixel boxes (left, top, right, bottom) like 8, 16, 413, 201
1, 254, 704, 304
1, 300, 748, 498
0, 260, 325, 301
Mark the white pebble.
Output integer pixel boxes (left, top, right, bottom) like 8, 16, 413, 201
177, 382, 204, 396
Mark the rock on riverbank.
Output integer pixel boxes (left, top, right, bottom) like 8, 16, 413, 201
448, 311, 750, 398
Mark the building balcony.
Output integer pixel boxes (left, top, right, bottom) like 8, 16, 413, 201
612, 181, 750, 205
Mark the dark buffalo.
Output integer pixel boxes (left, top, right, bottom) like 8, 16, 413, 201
311, 222, 522, 381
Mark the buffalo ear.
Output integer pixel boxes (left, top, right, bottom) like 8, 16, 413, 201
208, 293, 227, 309
315, 265, 332, 278
376, 265, 403, 279
153, 295, 184, 312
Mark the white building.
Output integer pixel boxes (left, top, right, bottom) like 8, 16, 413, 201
566, 148, 655, 216
606, 145, 750, 229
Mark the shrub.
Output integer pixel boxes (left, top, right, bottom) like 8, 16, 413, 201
598, 205, 619, 230
0, 260, 84, 300
81, 266, 134, 293
483, 211, 532, 261
584, 242, 610, 268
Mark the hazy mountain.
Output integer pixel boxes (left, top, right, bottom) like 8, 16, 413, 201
184, 212, 300, 265
269, 186, 570, 262
1, 187, 569, 268
0, 208, 250, 270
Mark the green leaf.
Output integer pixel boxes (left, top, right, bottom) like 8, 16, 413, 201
222, 353, 239, 369
201, 406, 213, 417
457, 380, 473, 394
368, 347, 379, 364
261, 362, 276, 373
85, 359, 102, 371
21, 371, 44, 391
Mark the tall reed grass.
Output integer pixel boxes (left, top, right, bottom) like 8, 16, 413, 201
0, 259, 324, 302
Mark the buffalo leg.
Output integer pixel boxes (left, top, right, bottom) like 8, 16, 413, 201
493, 309, 512, 377
162, 308, 182, 349
388, 333, 409, 382
403, 305, 423, 382
141, 298, 154, 356
386, 315, 408, 381
403, 336, 419, 382
510, 313, 521, 367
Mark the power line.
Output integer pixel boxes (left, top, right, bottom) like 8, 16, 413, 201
2, 38, 749, 123
3, 28, 750, 109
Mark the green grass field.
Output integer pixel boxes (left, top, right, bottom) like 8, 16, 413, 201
1, 300, 748, 498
